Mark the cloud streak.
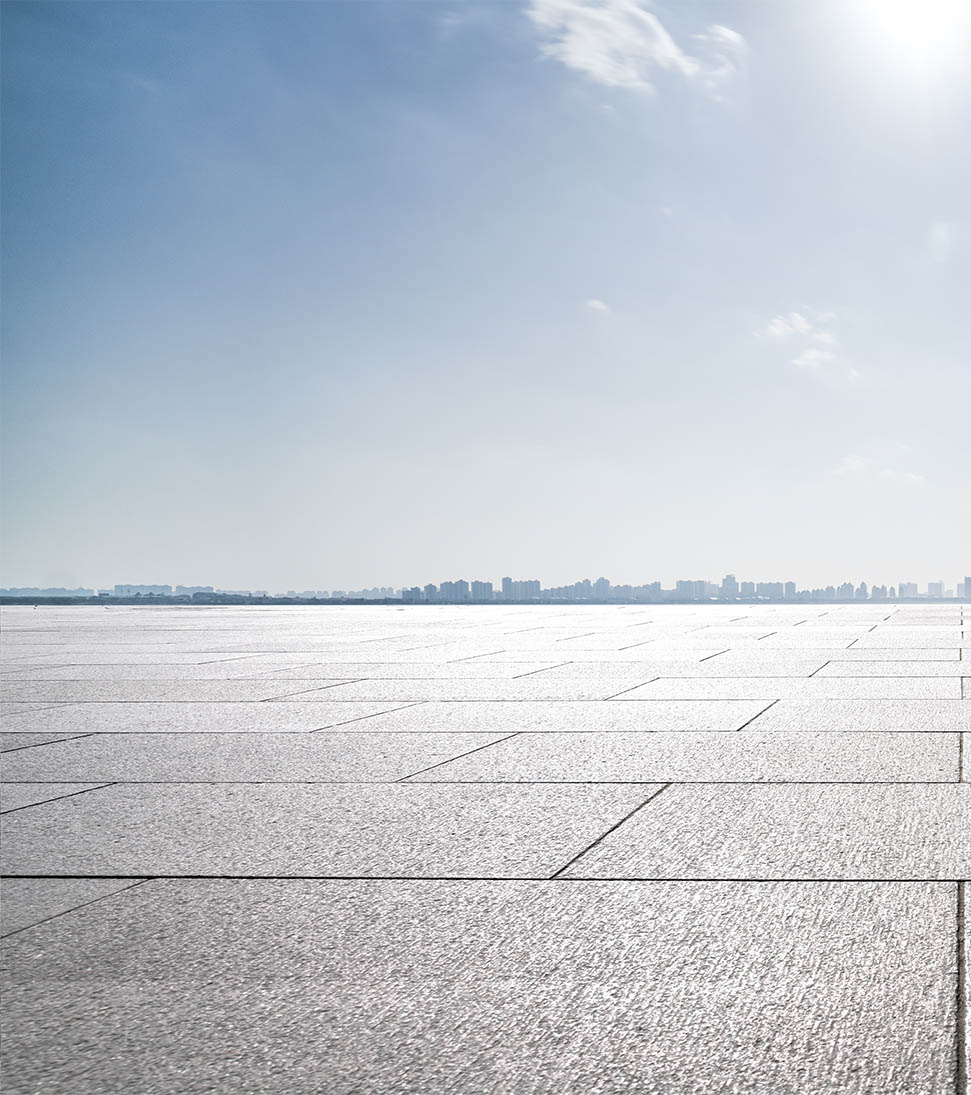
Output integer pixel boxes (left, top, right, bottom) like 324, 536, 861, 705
526, 0, 745, 97
835, 455, 926, 488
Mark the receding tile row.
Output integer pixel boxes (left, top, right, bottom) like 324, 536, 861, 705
2, 783, 968, 878
0, 730, 960, 784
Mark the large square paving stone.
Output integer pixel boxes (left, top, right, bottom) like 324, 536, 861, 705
560, 784, 971, 879
0, 784, 653, 878
0, 879, 957, 1094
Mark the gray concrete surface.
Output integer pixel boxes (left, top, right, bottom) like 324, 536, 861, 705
0, 603, 968, 1093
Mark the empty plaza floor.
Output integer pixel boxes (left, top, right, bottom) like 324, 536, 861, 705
1, 602, 969, 1094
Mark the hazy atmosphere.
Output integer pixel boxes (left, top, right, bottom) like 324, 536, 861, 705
2, 0, 968, 590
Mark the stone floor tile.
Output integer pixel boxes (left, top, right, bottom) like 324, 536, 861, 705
0, 783, 654, 877
0, 783, 109, 814
313, 678, 658, 701
621, 677, 962, 699
817, 661, 969, 677
0, 879, 956, 1095
0, 731, 512, 783
361, 699, 772, 734
0, 701, 416, 734
0, 681, 358, 703
747, 699, 971, 733
0, 732, 94, 753
560, 784, 971, 879
0, 878, 145, 937
408, 731, 958, 783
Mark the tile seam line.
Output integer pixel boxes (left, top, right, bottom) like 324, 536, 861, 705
0, 878, 151, 940
0, 732, 98, 754
1, 874, 964, 883
0, 779, 959, 786
0, 782, 115, 815
394, 731, 523, 782
957, 880, 967, 1095
548, 783, 672, 879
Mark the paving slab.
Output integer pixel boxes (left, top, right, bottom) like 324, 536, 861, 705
621, 677, 962, 699
816, 661, 969, 677
0, 783, 109, 814
0, 681, 359, 703
361, 700, 772, 734
0, 879, 957, 1095
0, 878, 145, 937
261, 662, 566, 679
0, 783, 653, 877
560, 784, 971, 879
746, 700, 971, 734
407, 731, 958, 783
0, 701, 72, 716
824, 648, 962, 661
0, 732, 95, 753
0, 701, 415, 734
0, 731, 513, 783
314, 678, 656, 701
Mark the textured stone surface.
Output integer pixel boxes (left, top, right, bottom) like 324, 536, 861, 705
0, 783, 654, 877
408, 731, 958, 783
0, 879, 957, 1095
0, 783, 109, 814
0, 732, 93, 753
316, 678, 657, 701
0, 878, 144, 937
748, 699, 971, 734
621, 677, 963, 699
1, 700, 414, 734
560, 784, 971, 879
0, 680, 358, 702
360, 699, 771, 734
1, 602, 968, 1095
0, 731, 512, 783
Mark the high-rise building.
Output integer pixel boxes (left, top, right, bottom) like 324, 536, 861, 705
927, 581, 944, 597
962, 577, 971, 599
592, 577, 610, 599
721, 574, 739, 598
740, 581, 755, 597
899, 582, 918, 597
470, 581, 493, 602
439, 579, 470, 602
676, 580, 706, 599
784, 581, 796, 599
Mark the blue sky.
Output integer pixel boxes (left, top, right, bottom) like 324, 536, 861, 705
2, 0, 968, 591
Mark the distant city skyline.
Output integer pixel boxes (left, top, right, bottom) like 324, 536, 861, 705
4, 572, 969, 602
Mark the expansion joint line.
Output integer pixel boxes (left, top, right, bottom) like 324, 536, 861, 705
394, 732, 522, 782
548, 784, 671, 879
958, 881, 967, 1095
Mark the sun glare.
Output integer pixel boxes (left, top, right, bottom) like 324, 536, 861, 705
855, 0, 971, 80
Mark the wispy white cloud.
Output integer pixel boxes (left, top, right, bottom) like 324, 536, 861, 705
792, 347, 834, 369
764, 312, 812, 338
758, 308, 864, 384
585, 298, 612, 312
526, 0, 745, 97
835, 455, 926, 488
